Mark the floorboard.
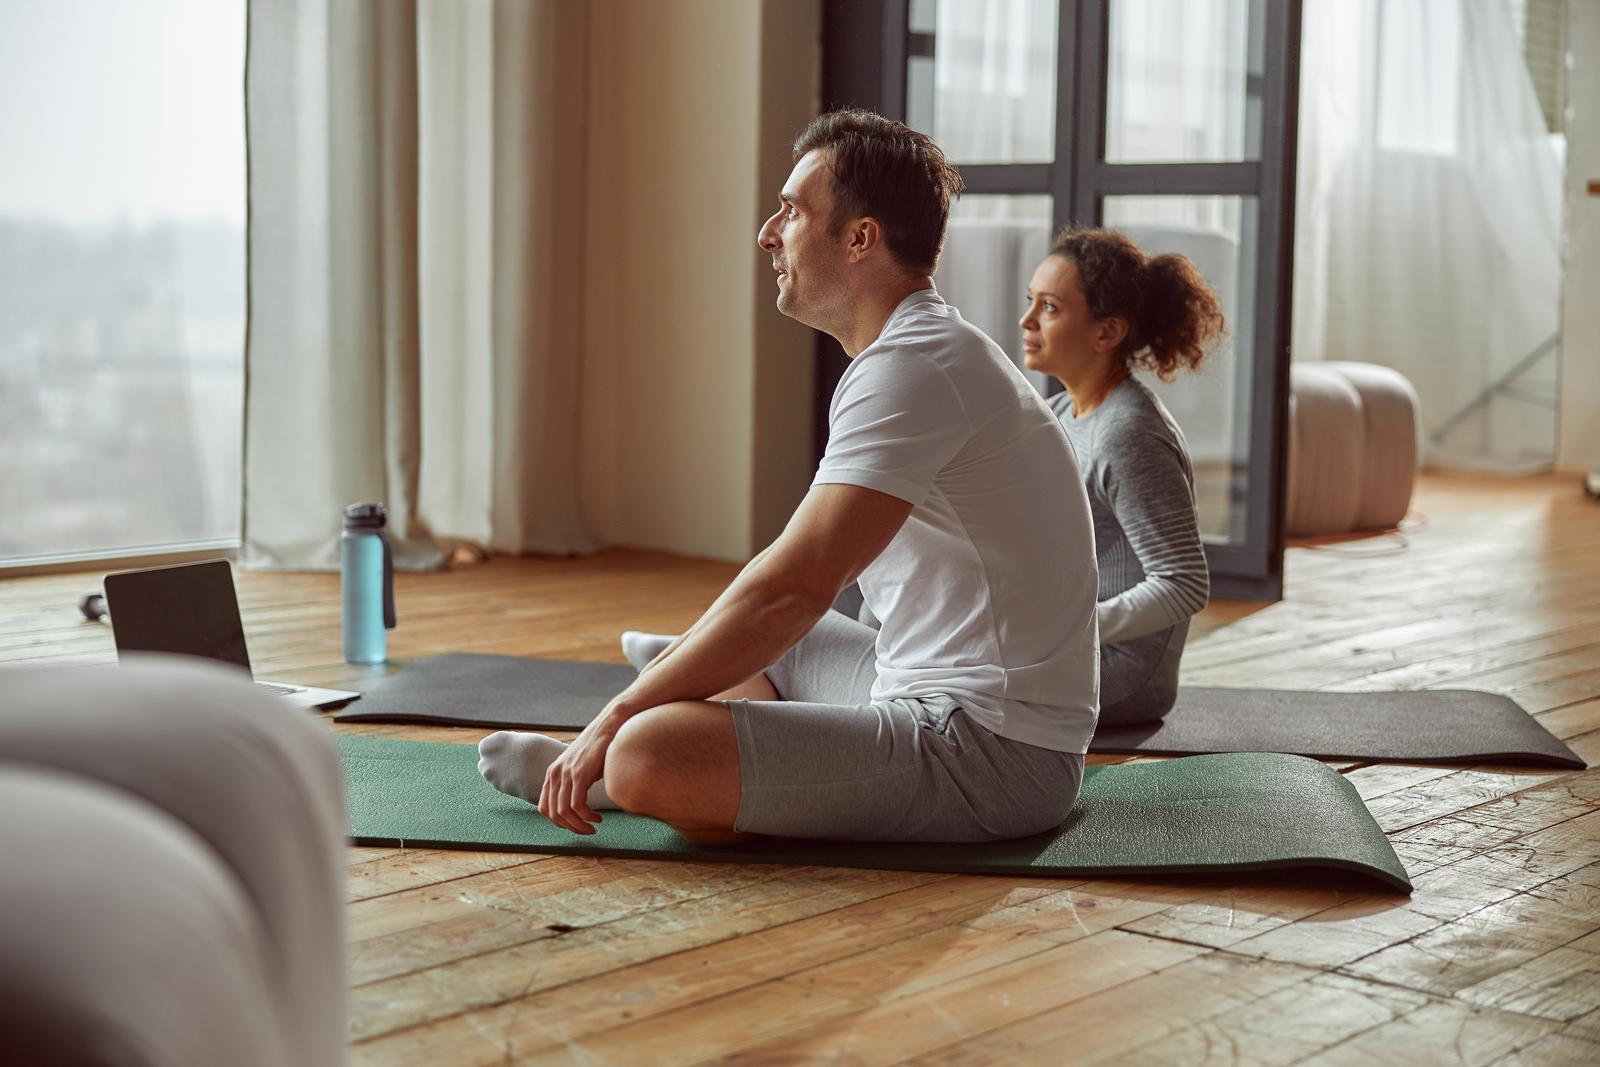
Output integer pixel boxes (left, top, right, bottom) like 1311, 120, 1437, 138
4, 470, 1598, 1065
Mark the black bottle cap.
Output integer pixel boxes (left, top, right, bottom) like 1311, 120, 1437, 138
343, 502, 389, 530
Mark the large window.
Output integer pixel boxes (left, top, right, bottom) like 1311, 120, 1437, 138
821, 0, 1302, 599
0, 0, 246, 567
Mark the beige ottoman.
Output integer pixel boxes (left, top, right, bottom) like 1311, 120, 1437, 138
1287, 362, 1422, 536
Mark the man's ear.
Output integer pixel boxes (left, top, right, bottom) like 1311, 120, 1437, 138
1095, 316, 1130, 354
846, 217, 883, 263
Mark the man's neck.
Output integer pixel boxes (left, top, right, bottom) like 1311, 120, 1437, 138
837, 275, 935, 358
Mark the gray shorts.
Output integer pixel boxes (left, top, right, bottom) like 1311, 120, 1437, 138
727, 611, 1084, 843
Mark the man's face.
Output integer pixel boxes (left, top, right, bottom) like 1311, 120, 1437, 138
757, 149, 848, 326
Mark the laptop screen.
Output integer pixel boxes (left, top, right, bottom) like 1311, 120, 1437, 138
103, 559, 253, 675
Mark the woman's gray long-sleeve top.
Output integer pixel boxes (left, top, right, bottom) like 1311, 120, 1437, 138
1049, 377, 1209, 724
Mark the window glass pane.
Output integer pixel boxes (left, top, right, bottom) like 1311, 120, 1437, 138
907, 54, 936, 136
908, 0, 1058, 164
0, 0, 245, 566
1105, 0, 1265, 163
1101, 195, 1259, 544
935, 194, 1054, 396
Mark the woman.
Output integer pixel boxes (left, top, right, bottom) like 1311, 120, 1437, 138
1020, 227, 1221, 726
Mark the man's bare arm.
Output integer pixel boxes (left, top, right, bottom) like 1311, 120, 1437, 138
635, 541, 781, 675
613, 483, 913, 715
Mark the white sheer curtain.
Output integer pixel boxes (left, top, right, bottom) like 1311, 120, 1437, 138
243, 0, 596, 569
923, 0, 1058, 392
1104, 0, 1258, 163
1293, 0, 1563, 471
925, 0, 1250, 191
929, 0, 1057, 168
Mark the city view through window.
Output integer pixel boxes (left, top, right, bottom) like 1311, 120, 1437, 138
0, 0, 245, 566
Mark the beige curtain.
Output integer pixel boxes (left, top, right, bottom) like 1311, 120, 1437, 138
243, 0, 595, 569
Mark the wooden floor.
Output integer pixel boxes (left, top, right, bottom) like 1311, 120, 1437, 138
5, 470, 1600, 1065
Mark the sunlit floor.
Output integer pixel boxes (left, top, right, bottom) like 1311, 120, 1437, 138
5, 469, 1599, 1065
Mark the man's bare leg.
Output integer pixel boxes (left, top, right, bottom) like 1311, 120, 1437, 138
712, 674, 779, 702
604, 700, 754, 845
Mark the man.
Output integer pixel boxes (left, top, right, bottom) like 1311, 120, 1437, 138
478, 110, 1099, 844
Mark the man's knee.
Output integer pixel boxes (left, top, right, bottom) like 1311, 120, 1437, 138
603, 702, 740, 825
604, 706, 686, 814
604, 703, 694, 812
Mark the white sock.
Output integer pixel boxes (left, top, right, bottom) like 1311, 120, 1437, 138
620, 630, 676, 673
477, 731, 619, 810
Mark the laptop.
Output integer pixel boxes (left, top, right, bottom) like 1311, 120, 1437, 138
104, 558, 360, 710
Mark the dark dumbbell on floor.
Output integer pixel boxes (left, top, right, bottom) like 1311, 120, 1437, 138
79, 592, 108, 622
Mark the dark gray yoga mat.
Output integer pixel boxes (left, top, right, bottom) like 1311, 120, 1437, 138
334, 653, 635, 729
1092, 687, 1584, 769
339, 735, 1412, 891
334, 653, 1583, 768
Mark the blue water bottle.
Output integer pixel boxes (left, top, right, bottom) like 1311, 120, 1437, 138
341, 502, 396, 665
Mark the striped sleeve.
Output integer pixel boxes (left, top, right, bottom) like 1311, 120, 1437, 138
1094, 425, 1211, 643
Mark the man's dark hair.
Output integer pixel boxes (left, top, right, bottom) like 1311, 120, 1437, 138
793, 110, 965, 276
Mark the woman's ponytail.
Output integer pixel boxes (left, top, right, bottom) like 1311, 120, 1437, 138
1136, 252, 1225, 380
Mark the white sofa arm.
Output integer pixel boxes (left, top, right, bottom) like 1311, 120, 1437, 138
0, 657, 347, 1067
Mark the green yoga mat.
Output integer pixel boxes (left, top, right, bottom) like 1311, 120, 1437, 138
339, 735, 1411, 892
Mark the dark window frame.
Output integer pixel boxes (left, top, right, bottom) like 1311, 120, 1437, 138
816, 0, 1302, 600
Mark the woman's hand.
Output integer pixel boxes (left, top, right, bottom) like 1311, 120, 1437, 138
539, 701, 628, 834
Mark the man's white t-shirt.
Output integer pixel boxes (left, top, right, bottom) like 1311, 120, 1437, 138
814, 289, 1100, 754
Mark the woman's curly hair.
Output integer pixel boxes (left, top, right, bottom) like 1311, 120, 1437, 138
1048, 227, 1225, 381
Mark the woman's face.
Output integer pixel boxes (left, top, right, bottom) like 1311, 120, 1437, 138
1019, 255, 1124, 380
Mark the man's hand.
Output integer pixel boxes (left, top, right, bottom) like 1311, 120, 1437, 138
539, 703, 626, 834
